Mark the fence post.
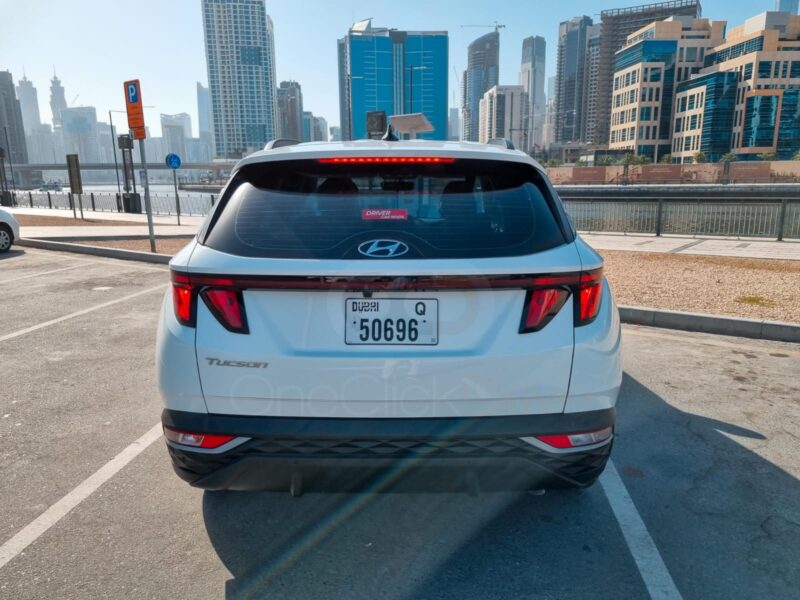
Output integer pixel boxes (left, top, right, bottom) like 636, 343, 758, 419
90, 192, 96, 211
656, 198, 664, 236
29, 191, 33, 208
777, 198, 788, 242
47, 192, 52, 209
116, 193, 122, 212
210, 194, 215, 208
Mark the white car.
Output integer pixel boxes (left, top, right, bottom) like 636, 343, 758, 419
156, 139, 621, 494
0, 208, 20, 253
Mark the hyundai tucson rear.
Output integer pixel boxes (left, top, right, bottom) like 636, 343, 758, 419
156, 141, 621, 494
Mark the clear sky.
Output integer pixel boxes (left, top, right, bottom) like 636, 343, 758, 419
0, 0, 775, 137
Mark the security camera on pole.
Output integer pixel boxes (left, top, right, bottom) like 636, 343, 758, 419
123, 79, 157, 253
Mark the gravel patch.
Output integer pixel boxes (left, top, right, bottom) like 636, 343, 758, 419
603, 250, 800, 324
15, 214, 136, 227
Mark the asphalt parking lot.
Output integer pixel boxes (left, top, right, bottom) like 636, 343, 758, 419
1, 247, 798, 600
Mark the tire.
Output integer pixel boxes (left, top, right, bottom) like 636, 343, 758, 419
0, 224, 12, 253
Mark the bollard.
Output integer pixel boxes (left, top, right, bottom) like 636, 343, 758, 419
777, 198, 788, 242
90, 192, 96, 211
29, 191, 33, 208
655, 198, 664, 236
210, 194, 215, 208
47, 192, 52, 209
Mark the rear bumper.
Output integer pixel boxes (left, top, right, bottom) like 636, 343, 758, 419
162, 408, 615, 492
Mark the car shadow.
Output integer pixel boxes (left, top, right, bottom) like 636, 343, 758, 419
202, 373, 799, 600
0, 248, 27, 260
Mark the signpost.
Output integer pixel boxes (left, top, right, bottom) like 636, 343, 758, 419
124, 79, 156, 252
165, 153, 182, 225
66, 154, 83, 219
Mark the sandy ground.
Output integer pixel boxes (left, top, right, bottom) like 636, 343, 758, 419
15, 214, 136, 227
71, 239, 800, 323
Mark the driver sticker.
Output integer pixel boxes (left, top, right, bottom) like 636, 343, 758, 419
362, 209, 409, 221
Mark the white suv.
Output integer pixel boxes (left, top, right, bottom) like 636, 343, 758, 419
156, 140, 621, 494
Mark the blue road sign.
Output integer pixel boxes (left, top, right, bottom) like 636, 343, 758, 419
165, 153, 182, 169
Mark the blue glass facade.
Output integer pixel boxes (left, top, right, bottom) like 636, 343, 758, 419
341, 25, 448, 141
742, 87, 800, 159
777, 89, 800, 160
675, 72, 738, 162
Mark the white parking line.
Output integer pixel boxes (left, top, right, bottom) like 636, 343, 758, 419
0, 264, 85, 284
0, 284, 167, 343
600, 460, 683, 600
0, 423, 162, 571
19, 248, 167, 272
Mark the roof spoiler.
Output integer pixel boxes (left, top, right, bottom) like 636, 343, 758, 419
263, 139, 301, 150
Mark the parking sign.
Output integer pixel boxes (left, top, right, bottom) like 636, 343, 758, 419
123, 79, 146, 138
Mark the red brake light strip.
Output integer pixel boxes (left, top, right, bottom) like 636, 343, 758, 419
317, 157, 456, 164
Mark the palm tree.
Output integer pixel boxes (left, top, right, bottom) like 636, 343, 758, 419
720, 152, 737, 163
693, 151, 707, 164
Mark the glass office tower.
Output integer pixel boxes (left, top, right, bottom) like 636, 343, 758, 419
338, 19, 448, 140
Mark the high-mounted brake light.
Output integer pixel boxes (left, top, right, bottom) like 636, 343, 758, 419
536, 427, 613, 449
317, 156, 456, 164
163, 427, 236, 449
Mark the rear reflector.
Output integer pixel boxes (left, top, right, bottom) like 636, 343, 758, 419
520, 288, 569, 333
317, 157, 456, 164
163, 427, 236, 449
536, 427, 613, 449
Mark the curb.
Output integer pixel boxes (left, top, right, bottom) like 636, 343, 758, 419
17, 238, 172, 265
13, 240, 800, 344
619, 305, 800, 344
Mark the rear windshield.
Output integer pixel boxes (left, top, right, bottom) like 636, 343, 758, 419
202, 158, 567, 259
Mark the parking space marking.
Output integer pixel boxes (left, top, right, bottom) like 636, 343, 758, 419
18, 248, 168, 272
0, 283, 167, 343
600, 460, 683, 600
624, 326, 800, 357
0, 263, 86, 284
0, 423, 162, 571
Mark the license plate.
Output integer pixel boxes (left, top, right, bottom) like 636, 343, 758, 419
345, 298, 438, 345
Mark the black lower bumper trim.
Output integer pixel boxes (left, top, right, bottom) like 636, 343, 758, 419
162, 408, 615, 492
162, 408, 615, 439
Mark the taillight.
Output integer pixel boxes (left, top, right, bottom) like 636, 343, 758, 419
576, 269, 603, 326
170, 270, 249, 334
536, 427, 613, 449
171, 272, 195, 327
200, 288, 248, 334
163, 426, 236, 449
519, 288, 569, 333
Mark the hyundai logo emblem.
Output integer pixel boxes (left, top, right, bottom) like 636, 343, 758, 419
357, 239, 409, 258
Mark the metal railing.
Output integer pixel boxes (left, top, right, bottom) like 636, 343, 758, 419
8, 190, 800, 241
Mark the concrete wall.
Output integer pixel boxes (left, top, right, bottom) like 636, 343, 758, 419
547, 161, 800, 184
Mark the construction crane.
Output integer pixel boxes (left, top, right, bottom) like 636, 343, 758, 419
69, 94, 80, 107
460, 21, 506, 33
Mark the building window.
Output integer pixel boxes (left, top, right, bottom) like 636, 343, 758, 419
650, 68, 662, 82
641, 107, 652, 121
758, 61, 772, 78
675, 117, 683, 132
685, 47, 698, 62
690, 114, 698, 130
791, 62, 800, 78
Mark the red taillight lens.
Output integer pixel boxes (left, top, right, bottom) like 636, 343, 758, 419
317, 156, 456, 164
163, 427, 236, 449
520, 288, 569, 333
536, 427, 613, 449
576, 269, 603, 325
201, 288, 248, 334
171, 272, 195, 326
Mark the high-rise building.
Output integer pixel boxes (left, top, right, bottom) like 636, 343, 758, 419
448, 107, 461, 140
581, 25, 602, 145
276, 80, 304, 140
478, 85, 528, 150
302, 111, 313, 142
555, 16, 593, 144
15, 76, 41, 135
60, 106, 100, 163
201, 0, 278, 157
49, 73, 67, 128
609, 16, 726, 161
594, 0, 701, 145
161, 113, 192, 158
518, 36, 546, 152
329, 125, 342, 141
0, 71, 29, 168
462, 30, 499, 142
312, 116, 328, 142
671, 11, 800, 162
338, 19, 448, 141
196, 82, 215, 155
776, 0, 799, 14
543, 76, 557, 148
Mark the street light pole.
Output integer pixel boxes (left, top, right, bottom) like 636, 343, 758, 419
109, 111, 122, 196
3, 126, 17, 192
